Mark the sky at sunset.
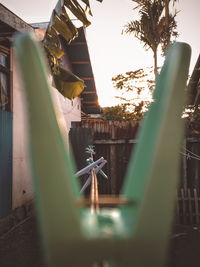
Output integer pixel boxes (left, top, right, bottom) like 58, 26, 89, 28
1, 0, 200, 106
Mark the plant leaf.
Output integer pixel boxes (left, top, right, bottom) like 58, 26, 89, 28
52, 67, 85, 99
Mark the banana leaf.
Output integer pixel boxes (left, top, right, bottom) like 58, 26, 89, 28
53, 67, 85, 99
80, 0, 93, 16
64, 0, 91, 27
44, 0, 103, 99
53, 14, 76, 42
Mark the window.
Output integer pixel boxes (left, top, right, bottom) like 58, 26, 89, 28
0, 50, 10, 111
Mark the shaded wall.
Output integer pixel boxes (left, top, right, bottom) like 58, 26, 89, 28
12, 43, 81, 209
12, 51, 34, 209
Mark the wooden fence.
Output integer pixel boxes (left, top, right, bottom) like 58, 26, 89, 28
70, 120, 139, 194
181, 137, 200, 189
176, 188, 200, 225
70, 120, 200, 224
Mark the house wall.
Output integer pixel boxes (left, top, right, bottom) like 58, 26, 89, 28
12, 51, 33, 209
12, 40, 81, 209
50, 85, 81, 143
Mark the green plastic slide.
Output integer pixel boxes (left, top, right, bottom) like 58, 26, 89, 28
14, 32, 191, 267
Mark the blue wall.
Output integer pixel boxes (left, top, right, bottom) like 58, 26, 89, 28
0, 110, 12, 218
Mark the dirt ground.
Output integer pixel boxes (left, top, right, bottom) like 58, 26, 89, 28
168, 225, 200, 267
0, 216, 46, 267
0, 216, 200, 267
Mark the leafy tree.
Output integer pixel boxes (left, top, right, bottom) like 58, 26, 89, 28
112, 67, 154, 95
109, 0, 179, 121
101, 103, 145, 121
184, 105, 200, 135
108, 67, 154, 120
163, 0, 179, 46
123, 0, 178, 77
102, 68, 154, 121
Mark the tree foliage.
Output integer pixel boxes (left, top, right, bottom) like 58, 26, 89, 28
102, 68, 154, 121
123, 0, 178, 77
184, 105, 200, 135
108, 68, 154, 120
112, 68, 154, 94
101, 103, 145, 121
107, 0, 179, 121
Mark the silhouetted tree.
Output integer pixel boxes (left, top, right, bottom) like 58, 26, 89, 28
123, 0, 178, 78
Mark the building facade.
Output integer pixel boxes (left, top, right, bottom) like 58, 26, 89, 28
0, 4, 100, 218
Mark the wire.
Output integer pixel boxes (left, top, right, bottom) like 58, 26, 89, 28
181, 151, 200, 161
183, 147, 200, 160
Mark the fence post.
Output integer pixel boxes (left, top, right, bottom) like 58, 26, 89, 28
181, 188, 187, 224
183, 139, 188, 189
176, 190, 180, 224
188, 188, 193, 224
194, 188, 199, 224
110, 123, 117, 194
